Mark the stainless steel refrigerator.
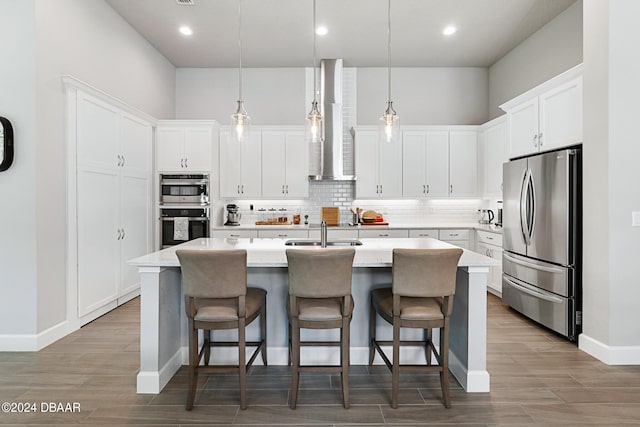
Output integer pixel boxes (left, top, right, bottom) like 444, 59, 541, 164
502, 147, 582, 342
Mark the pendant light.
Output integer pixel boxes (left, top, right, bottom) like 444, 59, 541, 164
231, 0, 251, 143
305, 0, 322, 144
379, 0, 399, 143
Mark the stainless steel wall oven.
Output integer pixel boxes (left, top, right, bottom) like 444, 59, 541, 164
160, 207, 210, 249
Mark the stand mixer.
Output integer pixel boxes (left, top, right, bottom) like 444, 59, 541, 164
224, 204, 241, 226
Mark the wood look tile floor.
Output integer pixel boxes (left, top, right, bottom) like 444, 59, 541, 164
2, 294, 640, 426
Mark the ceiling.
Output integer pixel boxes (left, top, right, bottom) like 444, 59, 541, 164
104, 0, 577, 68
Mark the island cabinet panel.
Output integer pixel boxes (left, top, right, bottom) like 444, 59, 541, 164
75, 90, 152, 319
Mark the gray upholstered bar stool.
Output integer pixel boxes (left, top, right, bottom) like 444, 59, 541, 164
285, 248, 356, 409
369, 247, 463, 408
176, 249, 267, 411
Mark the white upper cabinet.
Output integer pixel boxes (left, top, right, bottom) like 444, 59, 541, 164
156, 121, 216, 172
501, 65, 583, 159
449, 130, 477, 197
401, 127, 478, 198
354, 127, 402, 198
481, 116, 509, 198
219, 129, 262, 198
261, 129, 309, 198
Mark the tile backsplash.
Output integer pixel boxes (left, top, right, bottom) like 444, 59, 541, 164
213, 181, 485, 226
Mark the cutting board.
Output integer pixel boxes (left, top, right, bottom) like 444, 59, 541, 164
362, 221, 389, 226
321, 207, 340, 226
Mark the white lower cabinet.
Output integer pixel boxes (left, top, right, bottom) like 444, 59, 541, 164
476, 231, 503, 295
71, 86, 152, 322
358, 229, 409, 238
210, 229, 258, 239
408, 229, 439, 239
257, 229, 308, 239
439, 229, 470, 249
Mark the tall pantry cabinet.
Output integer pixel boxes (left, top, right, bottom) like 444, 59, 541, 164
64, 78, 153, 325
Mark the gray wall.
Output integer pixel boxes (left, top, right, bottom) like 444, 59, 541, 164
583, 0, 640, 348
488, 1, 583, 118
0, 0, 176, 338
177, 66, 490, 126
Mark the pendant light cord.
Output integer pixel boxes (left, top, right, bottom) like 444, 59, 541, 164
238, 0, 243, 101
387, 0, 391, 103
313, 0, 317, 103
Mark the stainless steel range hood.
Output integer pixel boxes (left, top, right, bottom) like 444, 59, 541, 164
308, 59, 356, 181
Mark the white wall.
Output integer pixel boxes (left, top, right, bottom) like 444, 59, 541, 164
176, 68, 306, 124
582, 0, 640, 354
357, 68, 489, 125
488, 1, 583, 118
0, 0, 175, 342
0, 0, 38, 335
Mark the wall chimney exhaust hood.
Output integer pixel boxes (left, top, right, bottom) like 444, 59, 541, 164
308, 59, 356, 181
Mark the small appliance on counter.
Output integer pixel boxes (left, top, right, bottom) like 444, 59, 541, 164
224, 204, 241, 226
496, 201, 503, 227
478, 209, 495, 224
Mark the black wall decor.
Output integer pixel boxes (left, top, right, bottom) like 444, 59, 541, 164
0, 116, 14, 172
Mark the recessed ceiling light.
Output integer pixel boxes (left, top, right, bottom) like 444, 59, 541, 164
316, 26, 328, 36
179, 26, 193, 36
442, 25, 457, 36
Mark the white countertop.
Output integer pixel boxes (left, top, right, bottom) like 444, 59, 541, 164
212, 222, 503, 234
129, 237, 498, 268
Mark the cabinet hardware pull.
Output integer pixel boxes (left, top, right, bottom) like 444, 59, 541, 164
423, 184, 426, 194
533, 134, 538, 148
450, 233, 458, 236
241, 185, 244, 194
450, 185, 453, 194
426, 184, 430, 194
121, 155, 125, 167
180, 158, 184, 168
282, 185, 285, 194
538, 132, 543, 146
116, 154, 121, 167
278, 234, 287, 237
286, 185, 289, 194
237, 185, 240, 194
487, 236, 493, 240
230, 234, 240, 237
184, 158, 188, 168
121, 228, 125, 239
116, 228, 121, 240
379, 234, 389, 237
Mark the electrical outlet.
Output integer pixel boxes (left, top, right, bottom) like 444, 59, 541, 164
632, 211, 640, 227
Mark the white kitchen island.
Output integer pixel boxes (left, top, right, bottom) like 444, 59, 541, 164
129, 237, 496, 394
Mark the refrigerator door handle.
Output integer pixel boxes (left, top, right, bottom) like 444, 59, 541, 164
504, 276, 564, 304
503, 252, 565, 274
520, 169, 531, 245
528, 169, 536, 243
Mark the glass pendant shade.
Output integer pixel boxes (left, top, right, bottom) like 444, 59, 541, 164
231, 100, 251, 143
305, 100, 323, 144
379, 101, 399, 143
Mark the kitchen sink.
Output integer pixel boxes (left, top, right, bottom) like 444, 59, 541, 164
284, 239, 363, 247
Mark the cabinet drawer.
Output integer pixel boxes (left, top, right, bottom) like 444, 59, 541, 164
210, 229, 258, 239
309, 229, 359, 240
258, 229, 308, 239
409, 229, 439, 239
359, 229, 409, 238
477, 230, 502, 247
439, 229, 469, 240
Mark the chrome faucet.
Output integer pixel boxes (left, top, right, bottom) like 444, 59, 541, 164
320, 218, 327, 248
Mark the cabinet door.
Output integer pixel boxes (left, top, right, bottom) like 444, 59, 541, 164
120, 113, 152, 175
402, 131, 427, 197
119, 172, 150, 297
77, 168, 120, 317
239, 132, 262, 198
284, 131, 309, 198
425, 131, 449, 197
261, 131, 287, 197
355, 131, 380, 198
184, 127, 213, 172
156, 127, 184, 171
379, 135, 403, 197
77, 92, 120, 170
508, 98, 539, 158
539, 76, 583, 152
449, 131, 477, 197
483, 120, 508, 197
219, 131, 242, 197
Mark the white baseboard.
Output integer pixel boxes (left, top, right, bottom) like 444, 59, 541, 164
137, 348, 183, 394
579, 334, 640, 365
0, 320, 70, 351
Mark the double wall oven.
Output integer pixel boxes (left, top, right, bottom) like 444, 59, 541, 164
159, 174, 210, 249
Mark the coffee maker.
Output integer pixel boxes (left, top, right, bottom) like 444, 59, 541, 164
224, 204, 241, 226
